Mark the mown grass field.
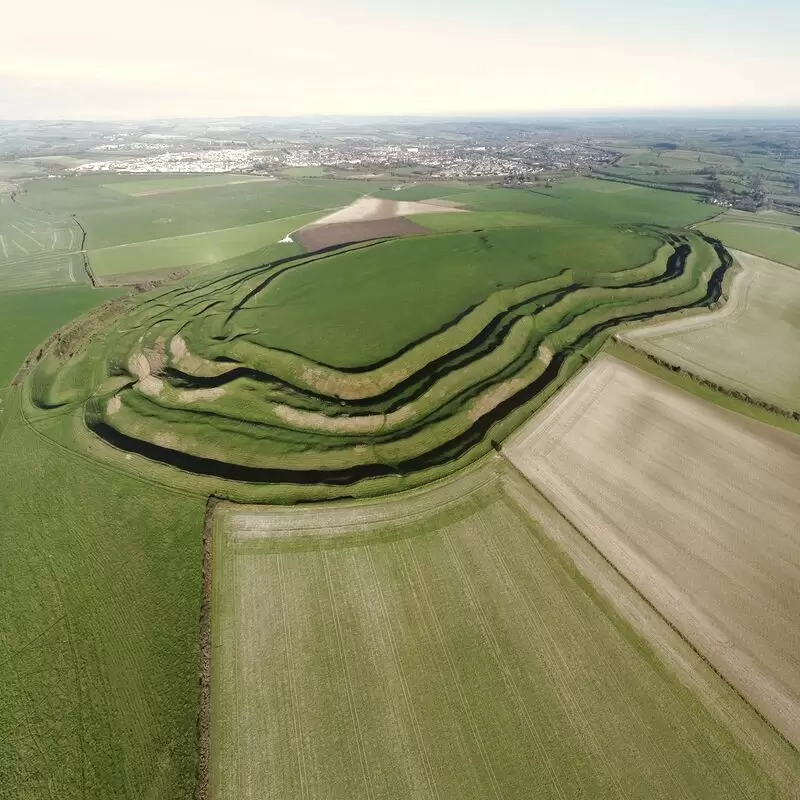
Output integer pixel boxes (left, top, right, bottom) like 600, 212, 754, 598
0, 195, 85, 290
0, 285, 123, 386
410, 209, 561, 232
211, 463, 796, 799
0, 391, 205, 800
445, 177, 717, 228
88, 212, 317, 277
698, 219, 800, 268
19, 176, 373, 279
22, 176, 371, 248
621, 251, 800, 410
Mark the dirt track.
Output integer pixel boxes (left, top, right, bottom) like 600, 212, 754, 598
505, 356, 800, 749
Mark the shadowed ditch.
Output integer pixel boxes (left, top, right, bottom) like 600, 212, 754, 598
86, 237, 732, 487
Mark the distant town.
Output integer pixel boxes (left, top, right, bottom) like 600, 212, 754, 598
74, 138, 615, 180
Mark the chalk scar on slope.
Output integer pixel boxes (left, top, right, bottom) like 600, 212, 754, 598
503, 355, 800, 750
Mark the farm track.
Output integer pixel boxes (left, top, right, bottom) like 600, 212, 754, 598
28, 228, 734, 495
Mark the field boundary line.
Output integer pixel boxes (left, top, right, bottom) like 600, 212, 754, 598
479, 510, 631, 798
615, 341, 799, 419
89, 208, 341, 254
194, 496, 216, 800
498, 456, 800, 780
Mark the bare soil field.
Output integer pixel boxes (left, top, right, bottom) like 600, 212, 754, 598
307, 196, 465, 226
294, 217, 428, 251
505, 355, 800, 749
620, 251, 800, 410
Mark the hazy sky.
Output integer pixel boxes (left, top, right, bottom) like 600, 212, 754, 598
2, 0, 798, 119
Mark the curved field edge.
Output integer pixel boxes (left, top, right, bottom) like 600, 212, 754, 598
617, 251, 800, 416
21, 231, 737, 502
209, 457, 800, 798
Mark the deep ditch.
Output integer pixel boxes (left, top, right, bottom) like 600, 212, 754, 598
162, 239, 691, 415
87, 238, 734, 485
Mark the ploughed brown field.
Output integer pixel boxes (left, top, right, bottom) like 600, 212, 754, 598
505, 355, 800, 749
294, 217, 429, 252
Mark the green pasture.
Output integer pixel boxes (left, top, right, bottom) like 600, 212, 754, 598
22, 176, 370, 249
0, 392, 205, 800
104, 174, 275, 196
411, 210, 560, 232
723, 208, 800, 228
451, 177, 716, 227
0, 285, 123, 386
0, 194, 85, 290
89, 212, 318, 277
212, 472, 788, 799
698, 221, 800, 268
373, 183, 476, 201
231, 225, 660, 367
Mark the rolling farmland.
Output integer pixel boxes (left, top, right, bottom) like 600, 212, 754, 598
211, 462, 795, 800
698, 218, 800, 269
0, 393, 205, 799
0, 195, 85, 290
24, 224, 732, 500
621, 251, 800, 411
0, 285, 123, 386
17, 176, 372, 281
505, 356, 800, 749
4, 163, 800, 800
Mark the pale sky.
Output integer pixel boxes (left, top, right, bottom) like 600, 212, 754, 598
2, 0, 799, 119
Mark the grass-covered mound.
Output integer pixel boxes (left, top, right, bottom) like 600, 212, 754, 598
27, 225, 730, 501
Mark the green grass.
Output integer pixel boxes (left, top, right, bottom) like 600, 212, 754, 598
22, 176, 371, 249
0, 195, 85, 290
410, 210, 560, 232
0, 285, 123, 386
373, 183, 476, 201
89, 213, 318, 277
450, 177, 716, 227
211, 468, 788, 799
26, 226, 723, 500
0, 392, 205, 799
232, 226, 660, 367
16, 175, 378, 280
698, 221, 800, 268
278, 166, 328, 178
104, 174, 275, 196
